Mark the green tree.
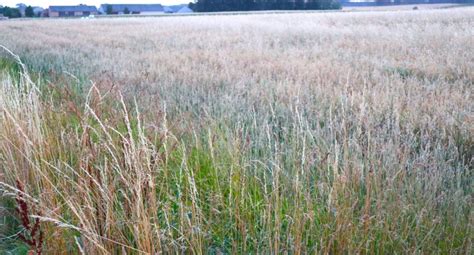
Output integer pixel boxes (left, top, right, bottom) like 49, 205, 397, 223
2, 7, 21, 18
106, 5, 113, 14
192, 0, 341, 12
25, 5, 34, 17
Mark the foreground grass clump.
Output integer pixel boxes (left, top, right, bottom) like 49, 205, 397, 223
0, 51, 472, 253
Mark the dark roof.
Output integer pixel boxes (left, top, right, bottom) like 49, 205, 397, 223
100, 4, 164, 13
50, 5, 98, 12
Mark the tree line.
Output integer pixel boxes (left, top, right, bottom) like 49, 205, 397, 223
1, 5, 35, 18
189, 0, 341, 12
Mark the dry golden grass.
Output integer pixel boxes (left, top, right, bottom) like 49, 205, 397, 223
0, 7, 473, 254
342, 3, 469, 11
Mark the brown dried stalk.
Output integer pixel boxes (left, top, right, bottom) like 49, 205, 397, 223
15, 180, 44, 255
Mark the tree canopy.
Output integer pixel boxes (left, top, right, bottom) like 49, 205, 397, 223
190, 0, 341, 12
1, 7, 21, 18
25, 5, 34, 17
106, 5, 113, 14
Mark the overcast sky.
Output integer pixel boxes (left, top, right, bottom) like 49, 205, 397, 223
1, 0, 190, 8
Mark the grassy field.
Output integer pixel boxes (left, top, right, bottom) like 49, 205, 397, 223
341, 3, 472, 11
0, 7, 473, 254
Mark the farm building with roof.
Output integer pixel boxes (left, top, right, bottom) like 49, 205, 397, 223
49, 5, 98, 17
177, 6, 193, 13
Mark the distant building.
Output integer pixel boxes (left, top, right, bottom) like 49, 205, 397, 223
177, 6, 193, 13
163, 6, 174, 13
161, 5, 194, 13
49, 5, 98, 17
42, 8, 49, 17
99, 4, 164, 15
168, 4, 190, 13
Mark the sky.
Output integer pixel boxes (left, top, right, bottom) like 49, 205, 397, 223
0, 0, 190, 8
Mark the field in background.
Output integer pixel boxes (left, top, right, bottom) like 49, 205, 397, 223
0, 7, 473, 254
342, 3, 470, 11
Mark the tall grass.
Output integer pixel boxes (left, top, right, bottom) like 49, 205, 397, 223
1, 7, 473, 254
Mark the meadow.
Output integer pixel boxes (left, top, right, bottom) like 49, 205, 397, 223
0, 7, 473, 254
